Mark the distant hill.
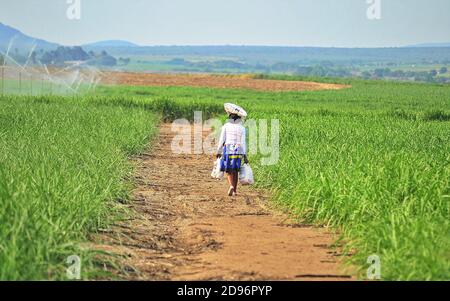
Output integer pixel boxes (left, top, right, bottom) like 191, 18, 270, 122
101, 45, 450, 65
405, 42, 450, 48
1, 22, 449, 71
0, 22, 59, 53
83, 40, 140, 48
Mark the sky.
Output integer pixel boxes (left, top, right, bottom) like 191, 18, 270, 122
0, 0, 449, 47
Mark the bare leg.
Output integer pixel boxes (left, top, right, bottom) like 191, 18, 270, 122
232, 171, 239, 195
226, 172, 233, 187
226, 172, 234, 196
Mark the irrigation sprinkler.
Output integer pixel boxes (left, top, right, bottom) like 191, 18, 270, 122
2, 38, 103, 97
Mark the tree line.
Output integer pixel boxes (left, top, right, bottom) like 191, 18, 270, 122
4, 46, 130, 68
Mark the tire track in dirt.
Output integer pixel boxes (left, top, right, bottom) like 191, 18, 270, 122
94, 124, 354, 280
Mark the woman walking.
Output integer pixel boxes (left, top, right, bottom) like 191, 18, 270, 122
216, 103, 248, 196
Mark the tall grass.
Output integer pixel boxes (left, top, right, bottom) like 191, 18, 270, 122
0, 95, 157, 280
255, 114, 449, 280
1, 77, 449, 280
93, 80, 449, 280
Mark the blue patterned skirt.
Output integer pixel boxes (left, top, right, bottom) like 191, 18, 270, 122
220, 145, 243, 172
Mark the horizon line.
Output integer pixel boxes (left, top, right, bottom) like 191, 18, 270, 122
1, 21, 450, 50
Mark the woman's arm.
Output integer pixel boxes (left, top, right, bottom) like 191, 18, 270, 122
216, 125, 226, 157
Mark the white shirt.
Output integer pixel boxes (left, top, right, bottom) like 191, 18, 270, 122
217, 120, 247, 155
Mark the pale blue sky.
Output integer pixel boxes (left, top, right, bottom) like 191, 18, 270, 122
1, 0, 449, 47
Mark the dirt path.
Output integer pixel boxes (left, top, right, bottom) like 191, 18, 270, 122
101, 72, 349, 92
95, 124, 353, 280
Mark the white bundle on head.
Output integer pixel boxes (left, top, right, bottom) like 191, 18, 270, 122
224, 103, 248, 118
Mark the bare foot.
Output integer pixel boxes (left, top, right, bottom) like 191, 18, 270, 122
228, 186, 234, 196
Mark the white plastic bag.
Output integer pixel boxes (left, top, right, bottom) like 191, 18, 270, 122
211, 158, 224, 180
239, 164, 254, 185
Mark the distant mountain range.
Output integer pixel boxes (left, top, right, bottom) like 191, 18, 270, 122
1, 21, 450, 68
2, 21, 450, 53
0, 22, 141, 54
0, 22, 59, 53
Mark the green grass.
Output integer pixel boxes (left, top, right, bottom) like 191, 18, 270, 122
1, 77, 449, 280
0, 78, 92, 96
260, 114, 449, 280
92, 79, 450, 280
0, 95, 157, 280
